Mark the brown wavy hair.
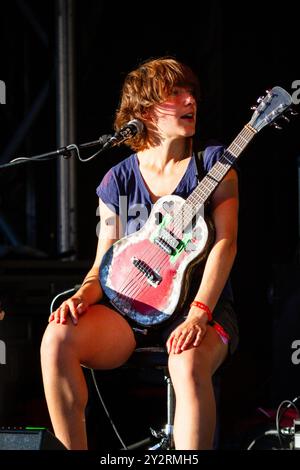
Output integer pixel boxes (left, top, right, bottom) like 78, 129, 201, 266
114, 57, 200, 152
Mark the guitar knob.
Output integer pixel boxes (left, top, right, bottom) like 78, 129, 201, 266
193, 227, 203, 240
185, 241, 197, 252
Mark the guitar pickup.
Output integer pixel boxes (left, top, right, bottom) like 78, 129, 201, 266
154, 237, 174, 255
154, 228, 179, 255
132, 257, 162, 286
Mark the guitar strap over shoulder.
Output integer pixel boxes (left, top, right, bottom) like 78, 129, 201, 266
194, 147, 212, 207
194, 149, 206, 184
193, 146, 215, 246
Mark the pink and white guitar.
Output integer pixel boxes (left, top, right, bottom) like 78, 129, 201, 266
100, 87, 293, 326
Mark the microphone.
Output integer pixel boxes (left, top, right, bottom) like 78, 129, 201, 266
78, 134, 112, 150
102, 119, 144, 150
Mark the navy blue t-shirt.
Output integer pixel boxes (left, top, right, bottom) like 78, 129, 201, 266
96, 145, 234, 301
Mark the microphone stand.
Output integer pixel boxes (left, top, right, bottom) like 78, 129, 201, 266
0, 134, 112, 170
0, 135, 112, 259
0, 146, 72, 170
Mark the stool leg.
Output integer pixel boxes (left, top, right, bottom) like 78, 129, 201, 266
148, 371, 175, 450
166, 374, 175, 448
126, 437, 152, 450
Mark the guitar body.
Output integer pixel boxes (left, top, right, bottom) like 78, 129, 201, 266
100, 195, 212, 326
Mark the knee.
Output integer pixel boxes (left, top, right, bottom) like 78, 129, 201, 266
40, 322, 73, 366
168, 354, 211, 389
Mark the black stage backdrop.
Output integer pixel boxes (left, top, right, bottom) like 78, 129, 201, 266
0, 0, 299, 451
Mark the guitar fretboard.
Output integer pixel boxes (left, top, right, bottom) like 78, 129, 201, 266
177, 125, 257, 227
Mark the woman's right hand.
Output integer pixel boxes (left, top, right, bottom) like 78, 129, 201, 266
48, 295, 89, 326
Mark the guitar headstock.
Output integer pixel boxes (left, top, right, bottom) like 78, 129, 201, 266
249, 86, 294, 132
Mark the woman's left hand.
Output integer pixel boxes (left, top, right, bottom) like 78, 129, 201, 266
166, 313, 208, 355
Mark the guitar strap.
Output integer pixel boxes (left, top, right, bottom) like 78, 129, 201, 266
194, 148, 212, 211
193, 147, 215, 271
194, 149, 206, 184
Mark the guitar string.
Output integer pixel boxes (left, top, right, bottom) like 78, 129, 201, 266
116, 245, 164, 300
113, 128, 253, 305
123, 206, 209, 304
112, 128, 253, 306
109, 210, 203, 306
111, 211, 204, 311
110, 188, 185, 301
122, 252, 169, 305
109, 240, 166, 306
109, 197, 187, 303
123, 121, 275, 306
121, 127, 256, 305
113, 108, 274, 315
112, 128, 254, 308
123, 234, 173, 299
148, 127, 252, 244
108, 207, 177, 301
108, 205, 178, 301
109, 251, 151, 304
119, 126, 253, 298
112, 201, 187, 302
109, 206, 184, 305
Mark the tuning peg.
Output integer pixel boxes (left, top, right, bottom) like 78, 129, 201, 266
250, 105, 257, 111
288, 108, 298, 116
281, 115, 290, 122
257, 96, 265, 103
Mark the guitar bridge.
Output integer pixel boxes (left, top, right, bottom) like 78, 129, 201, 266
132, 257, 162, 286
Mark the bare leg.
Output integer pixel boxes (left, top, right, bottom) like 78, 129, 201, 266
168, 327, 228, 450
40, 305, 136, 449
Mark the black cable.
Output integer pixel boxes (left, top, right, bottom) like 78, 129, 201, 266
276, 397, 300, 449
90, 369, 128, 450
247, 396, 300, 450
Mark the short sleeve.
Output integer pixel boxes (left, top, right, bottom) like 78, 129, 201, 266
203, 145, 225, 172
203, 145, 239, 174
96, 169, 120, 215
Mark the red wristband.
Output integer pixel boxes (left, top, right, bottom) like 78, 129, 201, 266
190, 300, 213, 322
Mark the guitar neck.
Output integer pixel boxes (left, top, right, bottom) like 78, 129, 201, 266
186, 124, 257, 209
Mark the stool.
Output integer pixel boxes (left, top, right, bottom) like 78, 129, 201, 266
123, 346, 175, 450
120, 347, 221, 450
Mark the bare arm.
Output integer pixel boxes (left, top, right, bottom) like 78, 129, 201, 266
75, 199, 122, 305
192, 168, 239, 312
167, 169, 239, 353
49, 199, 122, 325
